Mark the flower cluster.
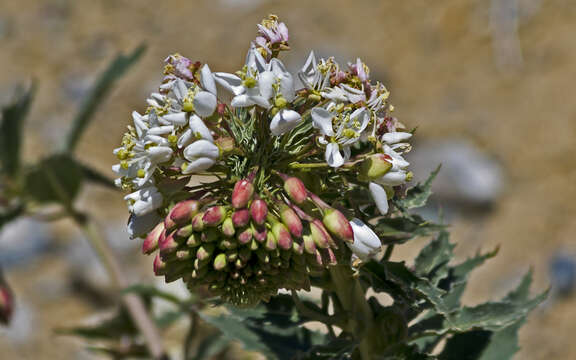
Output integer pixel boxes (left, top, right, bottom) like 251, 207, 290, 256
114, 15, 414, 305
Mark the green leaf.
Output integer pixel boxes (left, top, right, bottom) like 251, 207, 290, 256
414, 231, 455, 283
374, 214, 445, 245
64, 44, 146, 153
397, 165, 441, 210
24, 154, 83, 205
0, 84, 36, 176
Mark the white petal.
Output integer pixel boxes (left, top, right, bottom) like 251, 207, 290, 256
147, 125, 174, 136
127, 211, 162, 239
375, 171, 408, 186
125, 186, 163, 216
182, 157, 215, 174
348, 218, 381, 260
369, 182, 389, 215
382, 132, 412, 144
249, 95, 271, 108
177, 128, 193, 149
147, 146, 173, 164
189, 114, 213, 142
311, 108, 335, 137
200, 64, 217, 95
132, 111, 148, 138
245, 46, 267, 73
213, 72, 245, 95
326, 143, 344, 167
231, 94, 255, 107
258, 71, 275, 100
270, 110, 302, 136
162, 112, 187, 126
172, 79, 188, 101
350, 107, 370, 133
193, 91, 217, 117
183, 140, 219, 161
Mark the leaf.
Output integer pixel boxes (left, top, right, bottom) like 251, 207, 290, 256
414, 231, 455, 283
374, 214, 445, 245
0, 83, 36, 176
65, 44, 146, 153
190, 333, 229, 360
24, 154, 83, 205
397, 165, 441, 210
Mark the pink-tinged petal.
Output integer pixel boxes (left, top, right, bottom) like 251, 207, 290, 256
189, 114, 213, 141
278, 22, 289, 41
193, 91, 217, 117
369, 182, 389, 215
326, 143, 344, 168
311, 108, 335, 137
200, 64, 217, 95
270, 110, 302, 136
183, 140, 219, 161
213, 72, 245, 95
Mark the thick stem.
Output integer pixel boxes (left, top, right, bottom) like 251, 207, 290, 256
76, 216, 167, 360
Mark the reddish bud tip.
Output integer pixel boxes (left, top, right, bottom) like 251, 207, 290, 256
231, 209, 251, 227
253, 226, 267, 243
272, 222, 293, 250
280, 205, 303, 238
284, 177, 308, 204
153, 254, 167, 276
232, 180, 254, 209
169, 200, 200, 225
237, 227, 253, 245
203, 206, 227, 226
159, 231, 179, 258
0, 284, 14, 325
191, 212, 205, 231
323, 209, 354, 243
250, 199, 268, 225
142, 222, 164, 255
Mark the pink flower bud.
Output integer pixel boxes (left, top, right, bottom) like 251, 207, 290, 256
203, 206, 227, 226
142, 222, 164, 255
237, 227, 253, 245
280, 204, 303, 238
213, 253, 227, 271
0, 283, 14, 325
175, 224, 193, 239
283, 177, 308, 204
159, 231, 179, 258
153, 254, 167, 275
191, 212, 205, 231
232, 179, 254, 209
232, 209, 251, 227
196, 243, 215, 261
323, 208, 354, 243
253, 226, 267, 243
169, 200, 200, 225
310, 219, 335, 249
221, 217, 235, 237
272, 222, 293, 250
250, 199, 268, 225
302, 233, 317, 255
359, 154, 393, 181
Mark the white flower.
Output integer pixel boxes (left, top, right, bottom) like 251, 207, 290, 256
381, 131, 412, 145
348, 218, 381, 260
177, 114, 214, 148
369, 182, 389, 215
311, 107, 370, 167
181, 139, 219, 174
127, 211, 162, 239
124, 185, 163, 216
270, 109, 301, 136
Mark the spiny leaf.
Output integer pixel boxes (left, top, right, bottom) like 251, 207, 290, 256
0, 83, 36, 177
65, 44, 146, 153
414, 231, 455, 283
397, 165, 441, 210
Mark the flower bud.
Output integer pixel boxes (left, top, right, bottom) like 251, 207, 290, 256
187, 233, 201, 247
203, 206, 228, 226
191, 212, 205, 231
283, 176, 308, 204
159, 231, 179, 259
323, 208, 354, 243
310, 220, 334, 249
253, 226, 267, 243
196, 243, 216, 261
250, 199, 268, 225
175, 224, 193, 239
272, 222, 293, 250
232, 179, 254, 209
0, 283, 14, 325
169, 200, 200, 225
221, 217, 235, 237
213, 253, 227, 271
232, 209, 251, 227
279, 204, 303, 238
153, 254, 167, 275
302, 233, 317, 255
237, 227, 253, 245
265, 231, 278, 251
359, 154, 392, 180
142, 222, 164, 254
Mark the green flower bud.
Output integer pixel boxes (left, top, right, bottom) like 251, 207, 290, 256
213, 253, 228, 271
359, 154, 393, 181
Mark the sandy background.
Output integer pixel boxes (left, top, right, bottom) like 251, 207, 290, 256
0, 0, 575, 358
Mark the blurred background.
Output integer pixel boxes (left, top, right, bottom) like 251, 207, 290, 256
0, 0, 575, 358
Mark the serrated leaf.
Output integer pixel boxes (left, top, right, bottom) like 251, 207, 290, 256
397, 165, 440, 210
0, 84, 35, 177
65, 44, 146, 153
374, 214, 445, 245
414, 231, 454, 283
24, 154, 83, 205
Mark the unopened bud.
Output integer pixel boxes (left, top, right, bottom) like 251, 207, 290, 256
187, 233, 201, 247
265, 231, 278, 251
253, 226, 267, 243
283, 176, 308, 204
169, 200, 200, 225
238, 227, 253, 245
323, 208, 354, 243
310, 220, 334, 249
159, 231, 179, 258
191, 212, 205, 231
359, 154, 393, 181
221, 217, 235, 237
203, 206, 228, 226
153, 254, 167, 275
250, 199, 268, 225
196, 243, 215, 261
302, 233, 317, 255
232, 209, 251, 227
142, 222, 164, 254
232, 179, 254, 208
272, 222, 293, 250
280, 204, 303, 238
213, 253, 227, 271
175, 224, 193, 239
